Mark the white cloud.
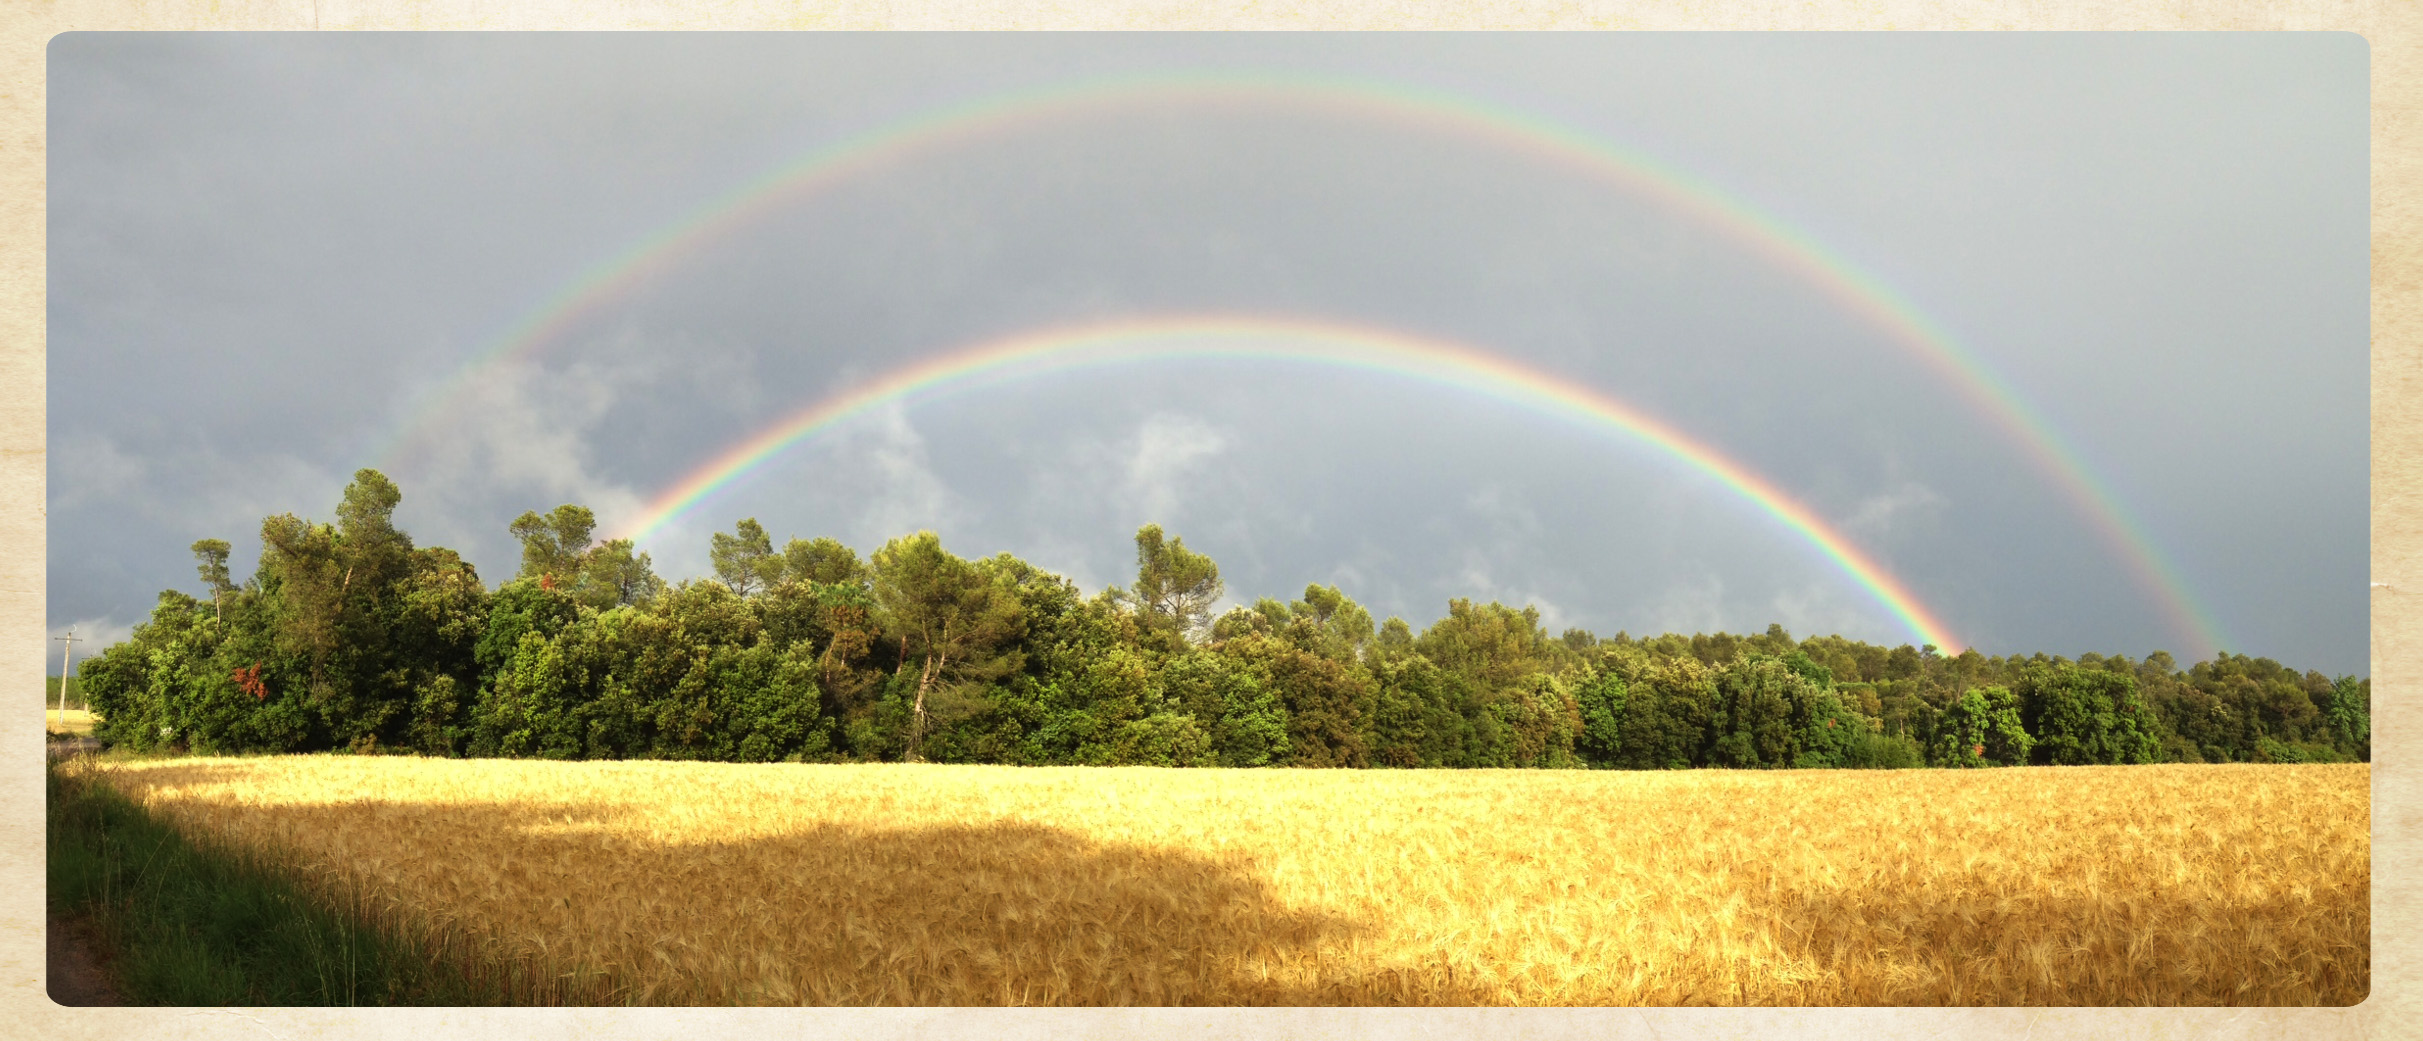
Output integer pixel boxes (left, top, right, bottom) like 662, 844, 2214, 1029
1843, 481, 1948, 539
1420, 486, 1566, 627
1121, 414, 1230, 523
48, 433, 149, 512
1322, 561, 1370, 595
46, 617, 136, 671
1764, 583, 1885, 643
391, 357, 647, 546
989, 413, 1230, 595
53, 431, 345, 556
1446, 556, 1567, 632
1462, 485, 1543, 539
1649, 573, 1732, 636
845, 401, 956, 542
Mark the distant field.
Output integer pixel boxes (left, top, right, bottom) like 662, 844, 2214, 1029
81, 759, 2368, 1006
46, 709, 95, 735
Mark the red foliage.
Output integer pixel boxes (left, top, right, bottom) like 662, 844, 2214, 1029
232, 663, 269, 701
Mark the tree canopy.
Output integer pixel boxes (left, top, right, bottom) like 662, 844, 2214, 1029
77, 472, 2368, 770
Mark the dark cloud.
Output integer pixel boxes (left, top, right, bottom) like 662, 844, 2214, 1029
47, 33, 2367, 673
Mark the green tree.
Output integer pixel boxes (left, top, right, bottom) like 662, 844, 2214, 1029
1373, 617, 1416, 662
1361, 657, 1434, 767
77, 591, 208, 751
2322, 675, 2369, 760
1108, 711, 1215, 767
1835, 725, 1924, 769
257, 512, 345, 678
1288, 585, 1375, 664
710, 518, 782, 597
783, 537, 866, 587
508, 504, 597, 588
1930, 686, 2033, 767
1126, 524, 1223, 642
386, 546, 489, 755
1162, 650, 1290, 767
254, 470, 420, 744
1492, 673, 1581, 768
868, 531, 1026, 760
157, 469, 433, 752
1209, 604, 1274, 643
95, 478, 2388, 775
1574, 668, 1627, 767
1367, 653, 1477, 768
1416, 599, 1558, 697
2015, 663, 2162, 765
505, 505, 659, 609
334, 469, 412, 580
1706, 656, 1815, 769
1629, 654, 1718, 769
584, 538, 664, 607
191, 538, 236, 619
1225, 635, 1370, 768
322, 470, 422, 749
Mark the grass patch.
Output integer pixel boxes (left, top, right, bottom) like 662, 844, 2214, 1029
46, 756, 537, 1005
45, 708, 96, 736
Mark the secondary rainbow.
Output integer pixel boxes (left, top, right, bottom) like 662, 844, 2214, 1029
374, 69, 2223, 655
607, 316, 1965, 653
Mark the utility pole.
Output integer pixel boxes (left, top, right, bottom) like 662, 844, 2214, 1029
53, 626, 75, 733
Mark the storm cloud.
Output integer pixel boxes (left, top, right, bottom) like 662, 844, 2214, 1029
46, 33, 2368, 673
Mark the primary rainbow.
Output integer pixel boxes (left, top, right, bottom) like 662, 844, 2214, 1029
374, 69, 2227, 656
606, 316, 1966, 653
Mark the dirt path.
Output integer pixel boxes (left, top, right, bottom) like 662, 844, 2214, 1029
45, 912, 125, 1006
45, 742, 125, 1005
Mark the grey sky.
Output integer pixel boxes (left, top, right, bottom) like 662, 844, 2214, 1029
46, 33, 2368, 673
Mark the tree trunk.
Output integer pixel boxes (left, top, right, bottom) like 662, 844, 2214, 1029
908, 653, 943, 762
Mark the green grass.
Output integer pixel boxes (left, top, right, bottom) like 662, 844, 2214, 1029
46, 758, 531, 1005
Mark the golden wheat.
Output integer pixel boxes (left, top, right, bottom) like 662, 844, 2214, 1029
77, 757, 2367, 1005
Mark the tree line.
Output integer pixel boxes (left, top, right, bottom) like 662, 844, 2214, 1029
78, 470, 2371, 768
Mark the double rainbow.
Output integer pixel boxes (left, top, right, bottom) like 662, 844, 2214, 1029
371, 70, 2227, 655
602, 316, 1966, 653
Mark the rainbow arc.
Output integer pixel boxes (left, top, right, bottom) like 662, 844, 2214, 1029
370, 70, 2228, 655
606, 316, 1966, 653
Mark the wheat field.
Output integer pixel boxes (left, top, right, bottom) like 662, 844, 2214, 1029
74, 757, 2368, 1005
